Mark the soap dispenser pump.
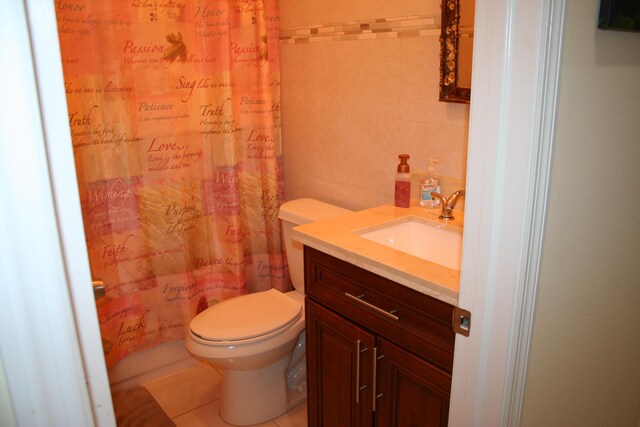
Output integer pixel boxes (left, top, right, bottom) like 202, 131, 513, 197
395, 154, 411, 208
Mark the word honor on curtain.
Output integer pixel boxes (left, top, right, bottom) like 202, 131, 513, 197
55, 0, 287, 367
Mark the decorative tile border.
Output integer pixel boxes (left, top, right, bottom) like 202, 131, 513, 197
280, 14, 442, 44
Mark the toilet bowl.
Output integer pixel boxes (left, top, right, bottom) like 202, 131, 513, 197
186, 198, 352, 426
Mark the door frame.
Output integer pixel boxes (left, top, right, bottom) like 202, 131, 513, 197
2, 0, 565, 425
449, 0, 565, 425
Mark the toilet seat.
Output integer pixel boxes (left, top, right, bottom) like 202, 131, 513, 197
190, 289, 302, 342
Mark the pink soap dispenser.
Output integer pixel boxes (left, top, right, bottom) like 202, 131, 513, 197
394, 154, 411, 208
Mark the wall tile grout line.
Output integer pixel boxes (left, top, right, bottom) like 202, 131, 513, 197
280, 14, 442, 43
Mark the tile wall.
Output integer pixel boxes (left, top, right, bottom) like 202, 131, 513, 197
279, 1, 470, 211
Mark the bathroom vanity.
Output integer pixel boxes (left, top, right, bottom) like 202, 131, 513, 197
292, 203, 463, 426
305, 247, 454, 425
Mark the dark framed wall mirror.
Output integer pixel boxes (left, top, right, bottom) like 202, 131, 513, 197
440, 0, 475, 103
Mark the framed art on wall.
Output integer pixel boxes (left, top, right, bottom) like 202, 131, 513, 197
598, 0, 640, 31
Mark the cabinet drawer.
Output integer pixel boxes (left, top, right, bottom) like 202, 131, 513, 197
304, 246, 455, 372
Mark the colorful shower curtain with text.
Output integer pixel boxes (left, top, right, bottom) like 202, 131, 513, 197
55, 0, 287, 367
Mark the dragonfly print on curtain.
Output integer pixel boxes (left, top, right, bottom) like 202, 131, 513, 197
55, 0, 287, 367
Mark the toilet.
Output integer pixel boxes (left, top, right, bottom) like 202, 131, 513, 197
186, 198, 352, 426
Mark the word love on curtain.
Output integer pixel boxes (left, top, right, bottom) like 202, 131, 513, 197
55, 0, 287, 367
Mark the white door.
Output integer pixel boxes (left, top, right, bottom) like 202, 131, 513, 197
0, 0, 114, 426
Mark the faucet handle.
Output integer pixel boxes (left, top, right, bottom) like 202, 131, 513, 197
448, 190, 465, 205
430, 190, 465, 220
430, 192, 445, 203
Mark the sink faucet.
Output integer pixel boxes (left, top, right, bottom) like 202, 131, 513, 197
430, 190, 465, 220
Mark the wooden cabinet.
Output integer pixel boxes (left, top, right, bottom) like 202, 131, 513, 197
306, 300, 375, 426
305, 247, 455, 427
375, 338, 451, 427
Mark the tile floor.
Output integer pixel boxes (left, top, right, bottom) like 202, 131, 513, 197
143, 361, 308, 427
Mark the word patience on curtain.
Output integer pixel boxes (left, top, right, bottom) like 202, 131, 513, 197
55, 0, 287, 367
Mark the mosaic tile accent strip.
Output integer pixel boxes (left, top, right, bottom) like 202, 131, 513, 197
280, 14, 442, 44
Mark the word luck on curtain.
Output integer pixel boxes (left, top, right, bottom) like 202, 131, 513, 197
55, 0, 287, 367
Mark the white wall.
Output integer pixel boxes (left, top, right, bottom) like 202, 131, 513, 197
521, 1, 640, 425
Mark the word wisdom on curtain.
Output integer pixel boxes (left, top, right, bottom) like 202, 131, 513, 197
55, 0, 287, 367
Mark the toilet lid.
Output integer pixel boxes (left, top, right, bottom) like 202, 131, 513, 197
190, 289, 302, 341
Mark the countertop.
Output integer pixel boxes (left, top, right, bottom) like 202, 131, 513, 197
291, 202, 463, 306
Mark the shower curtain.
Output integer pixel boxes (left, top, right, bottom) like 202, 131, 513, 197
55, 0, 287, 367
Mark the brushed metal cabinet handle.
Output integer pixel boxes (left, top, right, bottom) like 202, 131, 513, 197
355, 339, 361, 403
372, 347, 378, 411
345, 292, 399, 321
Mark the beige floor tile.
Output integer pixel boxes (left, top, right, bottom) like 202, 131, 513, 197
171, 401, 219, 427
272, 401, 307, 426
144, 362, 222, 418
172, 400, 278, 427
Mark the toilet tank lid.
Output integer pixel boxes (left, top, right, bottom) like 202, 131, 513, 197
278, 198, 353, 225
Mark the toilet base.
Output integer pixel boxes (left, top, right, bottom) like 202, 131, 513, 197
286, 381, 307, 410
220, 356, 292, 426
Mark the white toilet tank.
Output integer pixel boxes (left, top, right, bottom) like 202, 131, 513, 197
278, 198, 353, 291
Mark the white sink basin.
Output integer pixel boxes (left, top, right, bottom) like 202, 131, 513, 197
355, 216, 462, 270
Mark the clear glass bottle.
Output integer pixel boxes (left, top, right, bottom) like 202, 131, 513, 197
419, 158, 441, 208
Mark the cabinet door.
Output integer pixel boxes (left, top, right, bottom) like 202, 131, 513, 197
375, 338, 451, 427
306, 299, 375, 427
